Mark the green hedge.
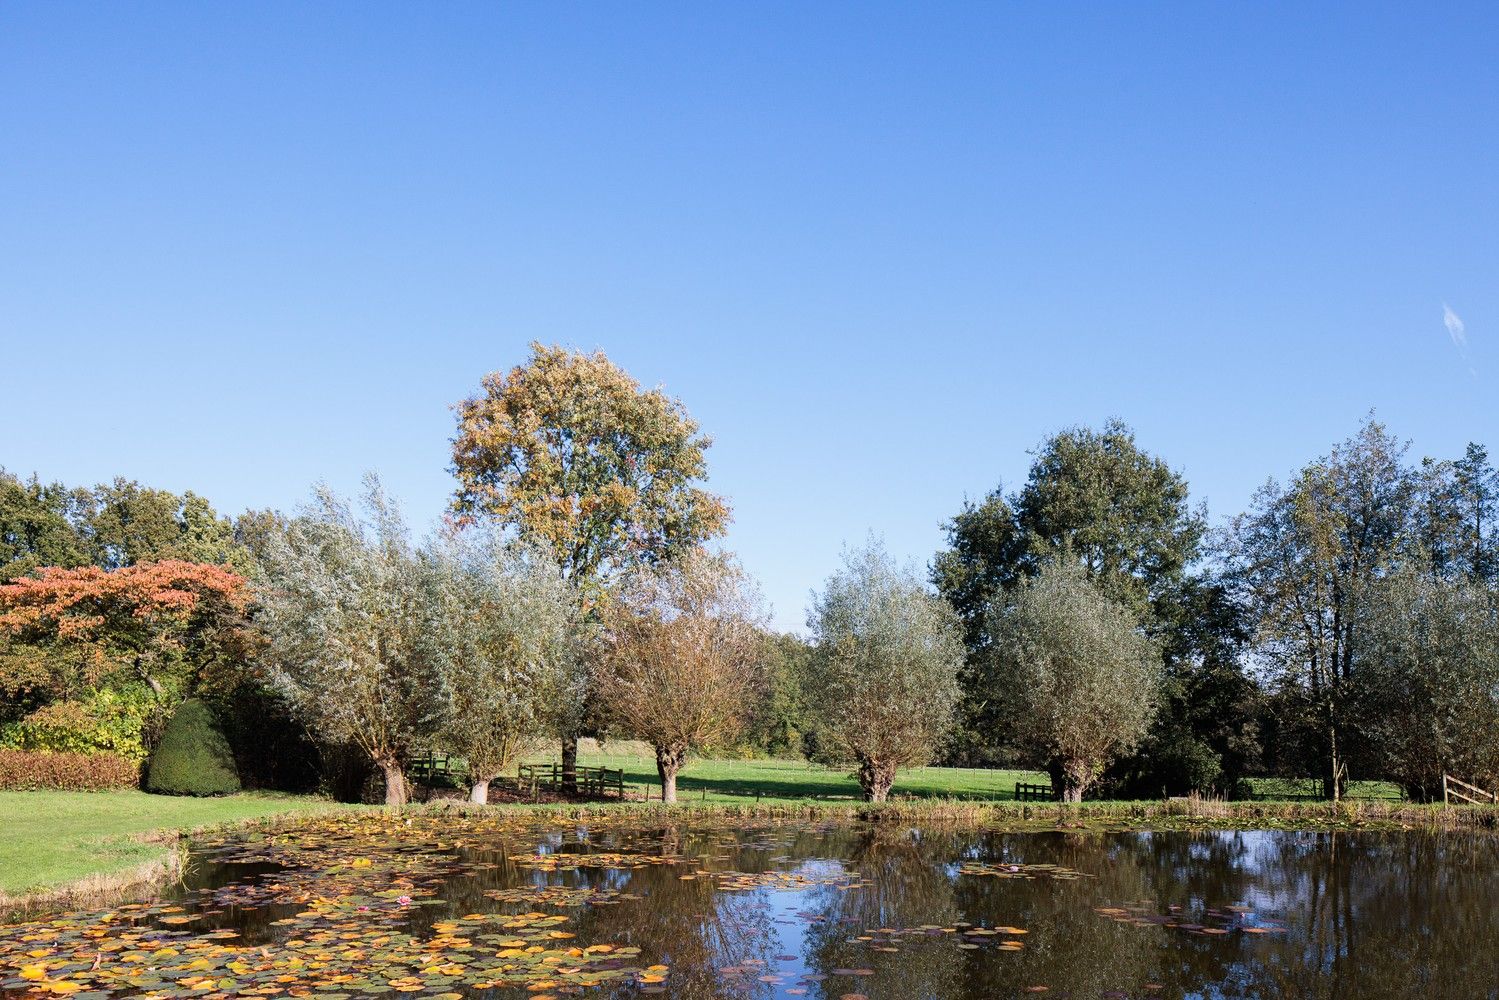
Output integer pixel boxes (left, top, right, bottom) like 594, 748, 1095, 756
146, 699, 241, 796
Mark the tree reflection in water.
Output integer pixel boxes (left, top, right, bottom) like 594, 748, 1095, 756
167, 819, 1499, 1000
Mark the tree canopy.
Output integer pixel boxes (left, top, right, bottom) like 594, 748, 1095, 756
422, 530, 583, 803
598, 550, 765, 802
806, 540, 963, 802
982, 561, 1161, 801
451, 343, 729, 593
254, 477, 448, 805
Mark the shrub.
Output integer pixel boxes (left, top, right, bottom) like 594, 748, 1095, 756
0, 749, 139, 790
0, 689, 155, 761
145, 698, 241, 796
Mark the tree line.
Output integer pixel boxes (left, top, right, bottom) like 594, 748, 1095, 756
3, 343, 1497, 804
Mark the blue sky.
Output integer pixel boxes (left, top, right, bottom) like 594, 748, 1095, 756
2, 4, 1495, 629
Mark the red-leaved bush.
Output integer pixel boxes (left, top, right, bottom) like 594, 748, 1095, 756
0, 749, 140, 790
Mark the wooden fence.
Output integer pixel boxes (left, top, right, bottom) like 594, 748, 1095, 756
1443, 774, 1498, 806
517, 762, 626, 799
406, 751, 468, 784
1014, 781, 1055, 802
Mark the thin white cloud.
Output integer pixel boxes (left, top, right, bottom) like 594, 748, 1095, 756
1443, 302, 1476, 376
1444, 302, 1467, 349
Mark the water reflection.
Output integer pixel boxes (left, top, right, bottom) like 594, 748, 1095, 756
49, 822, 1499, 999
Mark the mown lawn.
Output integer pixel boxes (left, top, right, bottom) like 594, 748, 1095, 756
1244, 777, 1406, 802
573, 743, 1049, 803
0, 790, 341, 898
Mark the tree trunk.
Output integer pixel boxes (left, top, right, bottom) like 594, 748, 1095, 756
656, 746, 686, 803
857, 756, 896, 803
561, 734, 578, 796
1322, 716, 1345, 802
379, 759, 408, 807
1059, 758, 1092, 803
468, 778, 491, 805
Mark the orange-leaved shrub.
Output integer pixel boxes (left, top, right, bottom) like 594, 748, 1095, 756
0, 749, 140, 790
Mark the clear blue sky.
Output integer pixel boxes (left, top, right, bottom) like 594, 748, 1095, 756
3, 4, 1495, 629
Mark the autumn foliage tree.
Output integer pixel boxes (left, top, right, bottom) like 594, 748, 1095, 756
0, 560, 253, 711
599, 550, 765, 803
450, 343, 730, 786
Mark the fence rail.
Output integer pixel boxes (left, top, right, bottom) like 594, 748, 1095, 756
1014, 781, 1054, 802
1443, 774, 1498, 806
406, 751, 467, 783
517, 762, 626, 799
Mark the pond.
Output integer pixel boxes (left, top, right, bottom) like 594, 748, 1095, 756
4, 814, 1498, 999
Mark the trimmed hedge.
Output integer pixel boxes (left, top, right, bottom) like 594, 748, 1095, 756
146, 699, 242, 796
0, 749, 140, 790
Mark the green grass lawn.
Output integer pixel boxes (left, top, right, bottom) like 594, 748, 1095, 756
0, 790, 340, 899
1245, 777, 1406, 802
572, 742, 1049, 803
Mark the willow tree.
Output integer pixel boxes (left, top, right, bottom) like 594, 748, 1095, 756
450, 343, 729, 788
806, 541, 963, 802
423, 530, 582, 804
984, 561, 1160, 802
1351, 567, 1499, 800
598, 550, 764, 802
255, 477, 446, 805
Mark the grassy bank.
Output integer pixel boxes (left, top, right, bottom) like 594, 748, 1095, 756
413, 794, 1499, 834
0, 790, 343, 905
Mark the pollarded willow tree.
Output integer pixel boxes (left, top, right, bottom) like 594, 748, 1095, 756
422, 529, 584, 804
450, 343, 730, 790
1351, 566, 1499, 800
806, 541, 963, 802
598, 550, 765, 803
255, 476, 447, 806
984, 561, 1161, 802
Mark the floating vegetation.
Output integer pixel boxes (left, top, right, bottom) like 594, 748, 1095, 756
480, 885, 640, 908
714, 870, 869, 893
1093, 902, 1287, 937
955, 861, 1093, 880
0, 907, 662, 998
506, 852, 685, 872
838, 921, 1031, 955
0, 814, 681, 1000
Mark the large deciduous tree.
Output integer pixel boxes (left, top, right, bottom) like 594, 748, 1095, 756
982, 562, 1161, 802
598, 550, 765, 803
0, 469, 92, 582
423, 531, 582, 804
84, 479, 249, 571
806, 541, 963, 802
1013, 420, 1205, 621
255, 478, 447, 806
1225, 417, 1414, 799
933, 421, 1254, 793
450, 343, 729, 787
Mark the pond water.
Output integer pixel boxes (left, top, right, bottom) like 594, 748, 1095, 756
4, 814, 1498, 1000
